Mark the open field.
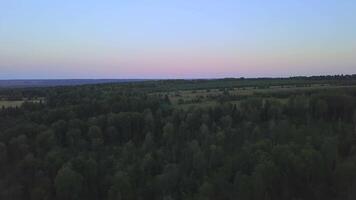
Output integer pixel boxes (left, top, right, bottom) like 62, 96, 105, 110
160, 83, 356, 107
0, 99, 43, 108
0, 100, 24, 108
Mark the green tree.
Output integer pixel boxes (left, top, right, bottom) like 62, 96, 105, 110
142, 132, 155, 152
108, 171, 134, 200
54, 165, 84, 200
66, 129, 81, 148
0, 142, 7, 165
35, 130, 56, 156
198, 181, 214, 200
88, 126, 104, 149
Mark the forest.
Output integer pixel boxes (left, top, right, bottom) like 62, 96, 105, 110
1, 75, 356, 200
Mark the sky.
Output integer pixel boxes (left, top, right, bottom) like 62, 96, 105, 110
0, 0, 355, 79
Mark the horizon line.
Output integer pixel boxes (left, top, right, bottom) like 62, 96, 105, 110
0, 73, 355, 81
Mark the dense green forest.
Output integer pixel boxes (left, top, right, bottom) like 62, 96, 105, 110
1, 76, 356, 200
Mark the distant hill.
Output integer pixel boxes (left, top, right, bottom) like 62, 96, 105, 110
0, 79, 146, 88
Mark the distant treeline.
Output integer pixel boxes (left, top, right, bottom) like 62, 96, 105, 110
0, 79, 147, 88
141, 74, 356, 92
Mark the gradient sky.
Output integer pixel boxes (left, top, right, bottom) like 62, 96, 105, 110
0, 0, 356, 79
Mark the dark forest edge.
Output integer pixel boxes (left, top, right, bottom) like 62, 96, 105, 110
0, 74, 356, 200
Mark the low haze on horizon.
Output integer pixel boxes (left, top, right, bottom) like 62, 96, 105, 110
1, 0, 356, 79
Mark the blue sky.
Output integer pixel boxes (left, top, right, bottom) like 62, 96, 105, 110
0, 0, 355, 79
